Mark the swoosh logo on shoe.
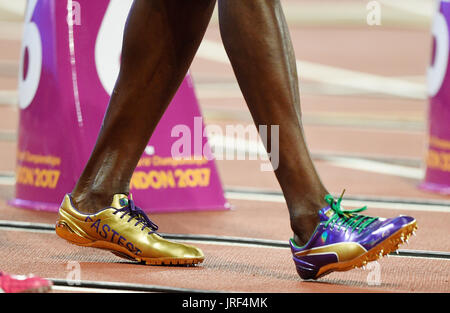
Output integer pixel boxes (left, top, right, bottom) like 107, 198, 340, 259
295, 242, 367, 262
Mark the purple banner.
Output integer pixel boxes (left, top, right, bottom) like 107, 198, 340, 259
11, 0, 230, 212
421, 0, 450, 194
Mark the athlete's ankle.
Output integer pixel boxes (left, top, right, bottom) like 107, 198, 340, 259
70, 190, 116, 214
290, 213, 319, 247
288, 197, 327, 246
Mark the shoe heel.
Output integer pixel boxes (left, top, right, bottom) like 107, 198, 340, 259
292, 256, 320, 280
55, 220, 92, 245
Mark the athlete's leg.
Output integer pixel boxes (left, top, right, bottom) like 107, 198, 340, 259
218, 0, 328, 245
71, 0, 216, 214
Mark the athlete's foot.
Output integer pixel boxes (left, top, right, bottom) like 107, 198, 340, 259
55, 193, 204, 265
290, 192, 417, 280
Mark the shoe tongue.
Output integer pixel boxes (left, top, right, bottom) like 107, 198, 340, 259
110, 194, 130, 209
318, 206, 334, 222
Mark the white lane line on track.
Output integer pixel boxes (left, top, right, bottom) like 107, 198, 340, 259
321, 155, 424, 180
207, 133, 424, 180
224, 191, 450, 213
197, 39, 427, 100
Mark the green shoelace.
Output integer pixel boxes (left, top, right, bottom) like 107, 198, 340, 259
323, 191, 378, 234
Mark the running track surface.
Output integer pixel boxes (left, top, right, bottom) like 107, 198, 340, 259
0, 0, 449, 293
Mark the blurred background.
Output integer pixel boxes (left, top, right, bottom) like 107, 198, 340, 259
0, 0, 449, 293
0, 0, 441, 201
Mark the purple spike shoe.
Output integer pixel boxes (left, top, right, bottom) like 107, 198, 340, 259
290, 193, 417, 280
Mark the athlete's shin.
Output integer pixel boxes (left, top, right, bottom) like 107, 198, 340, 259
218, 0, 327, 242
71, 0, 216, 214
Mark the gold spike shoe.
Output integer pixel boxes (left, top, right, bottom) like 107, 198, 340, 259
55, 194, 204, 265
